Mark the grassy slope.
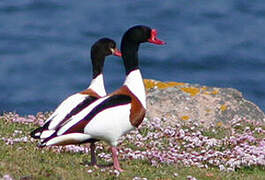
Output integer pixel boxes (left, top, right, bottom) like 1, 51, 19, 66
0, 118, 264, 180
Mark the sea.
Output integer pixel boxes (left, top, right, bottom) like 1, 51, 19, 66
0, 0, 264, 115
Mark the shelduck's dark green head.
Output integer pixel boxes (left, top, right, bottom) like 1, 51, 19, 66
90, 38, 122, 78
121, 25, 166, 45
120, 25, 165, 75
91, 38, 121, 59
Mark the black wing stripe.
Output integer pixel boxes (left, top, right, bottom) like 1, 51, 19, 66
63, 95, 132, 134
59, 96, 98, 126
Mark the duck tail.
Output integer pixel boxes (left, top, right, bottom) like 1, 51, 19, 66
30, 121, 50, 139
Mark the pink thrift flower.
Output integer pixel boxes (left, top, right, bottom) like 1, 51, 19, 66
3, 174, 13, 180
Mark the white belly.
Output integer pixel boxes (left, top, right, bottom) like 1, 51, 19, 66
84, 104, 134, 146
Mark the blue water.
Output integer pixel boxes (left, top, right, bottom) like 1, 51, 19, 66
0, 0, 264, 115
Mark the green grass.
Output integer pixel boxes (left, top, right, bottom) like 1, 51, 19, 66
0, 118, 264, 180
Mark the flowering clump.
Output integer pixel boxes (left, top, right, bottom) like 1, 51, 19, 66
2, 174, 13, 180
118, 117, 264, 171
1, 112, 265, 173
1, 128, 34, 145
1, 112, 51, 126
116, 117, 265, 171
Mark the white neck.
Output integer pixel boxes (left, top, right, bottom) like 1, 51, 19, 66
124, 69, 146, 109
88, 74, 106, 97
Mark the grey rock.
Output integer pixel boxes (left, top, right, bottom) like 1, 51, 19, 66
144, 79, 265, 127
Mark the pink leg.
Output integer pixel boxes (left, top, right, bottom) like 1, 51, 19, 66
111, 146, 124, 172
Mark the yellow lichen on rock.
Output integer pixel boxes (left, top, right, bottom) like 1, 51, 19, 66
180, 87, 200, 96
216, 121, 223, 127
181, 115, 190, 121
144, 79, 157, 89
203, 91, 210, 95
144, 79, 185, 90
201, 87, 208, 91
205, 108, 211, 112
156, 82, 171, 89
166, 81, 185, 86
156, 82, 185, 89
211, 89, 219, 95
220, 104, 227, 111
203, 88, 220, 96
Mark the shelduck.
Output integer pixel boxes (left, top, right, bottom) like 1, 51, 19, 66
35, 25, 165, 172
30, 38, 121, 165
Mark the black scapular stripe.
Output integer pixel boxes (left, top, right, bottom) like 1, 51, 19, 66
63, 96, 98, 122
83, 94, 132, 122
63, 94, 132, 134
